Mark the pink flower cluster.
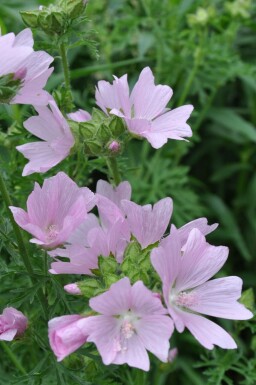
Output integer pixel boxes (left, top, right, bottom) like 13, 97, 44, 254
10, 173, 252, 370
3, 26, 252, 373
13, 61, 193, 176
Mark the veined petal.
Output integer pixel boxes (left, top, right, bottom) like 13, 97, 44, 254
89, 277, 132, 315
175, 228, 229, 292
136, 315, 173, 362
130, 67, 173, 120
189, 277, 253, 320
175, 309, 237, 350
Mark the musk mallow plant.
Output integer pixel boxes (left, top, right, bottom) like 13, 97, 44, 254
0, 0, 253, 383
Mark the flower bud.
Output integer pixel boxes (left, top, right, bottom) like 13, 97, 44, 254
168, 348, 178, 362
64, 283, 82, 295
108, 140, 121, 154
48, 315, 89, 361
0, 307, 27, 341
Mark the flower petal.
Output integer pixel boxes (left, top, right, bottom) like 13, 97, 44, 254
189, 277, 253, 320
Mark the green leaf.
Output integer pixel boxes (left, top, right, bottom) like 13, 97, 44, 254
208, 108, 256, 143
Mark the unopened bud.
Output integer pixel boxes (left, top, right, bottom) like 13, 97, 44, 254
108, 140, 120, 153
64, 283, 82, 295
168, 348, 178, 362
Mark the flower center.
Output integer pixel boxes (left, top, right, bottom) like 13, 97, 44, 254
121, 320, 135, 339
170, 290, 198, 310
113, 314, 137, 353
46, 225, 59, 241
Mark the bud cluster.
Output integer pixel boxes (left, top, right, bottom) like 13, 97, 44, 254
20, 0, 87, 36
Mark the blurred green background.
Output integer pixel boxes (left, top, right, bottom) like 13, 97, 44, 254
0, 0, 256, 384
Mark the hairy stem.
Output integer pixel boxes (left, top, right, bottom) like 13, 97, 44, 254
0, 173, 48, 318
106, 157, 122, 186
59, 42, 73, 111
0, 342, 27, 375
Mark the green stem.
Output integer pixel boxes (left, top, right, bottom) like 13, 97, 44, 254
106, 157, 122, 186
0, 342, 27, 375
193, 88, 218, 131
0, 173, 48, 318
177, 61, 199, 106
59, 42, 73, 111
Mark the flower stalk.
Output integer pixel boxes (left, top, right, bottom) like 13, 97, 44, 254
0, 342, 27, 375
59, 42, 74, 111
106, 157, 122, 186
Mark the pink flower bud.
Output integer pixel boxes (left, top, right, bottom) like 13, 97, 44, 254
168, 348, 178, 362
152, 292, 162, 300
64, 283, 81, 295
48, 315, 89, 361
108, 140, 120, 153
0, 307, 27, 341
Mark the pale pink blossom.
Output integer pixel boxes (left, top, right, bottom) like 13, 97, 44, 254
17, 100, 75, 176
85, 277, 173, 371
0, 307, 27, 341
67, 109, 91, 122
151, 227, 253, 350
10, 172, 95, 249
64, 283, 82, 295
49, 214, 101, 275
49, 181, 132, 273
49, 215, 129, 273
121, 197, 173, 249
48, 315, 89, 361
96, 67, 193, 148
0, 28, 53, 105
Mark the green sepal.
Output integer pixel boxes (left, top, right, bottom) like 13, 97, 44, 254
78, 277, 104, 299
98, 255, 119, 275
59, 0, 87, 20
109, 115, 126, 136
240, 288, 255, 312
121, 240, 152, 285
0, 74, 22, 104
20, 10, 40, 28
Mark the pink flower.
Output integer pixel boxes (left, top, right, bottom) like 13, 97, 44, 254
151, 227, 253, 350
10, 172, 95, 249
0, 28, 53, 105
17, 100, 75, 176
0, 307, 27, 341
49, 215, 129, 273
85, 277, 173, 371
49, 180, 132, 273
121, 197, 173, 249
67, 109, 91, 122
96, 67, 193, 148
48, 315, 89, 361
64, 283, 82, 295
